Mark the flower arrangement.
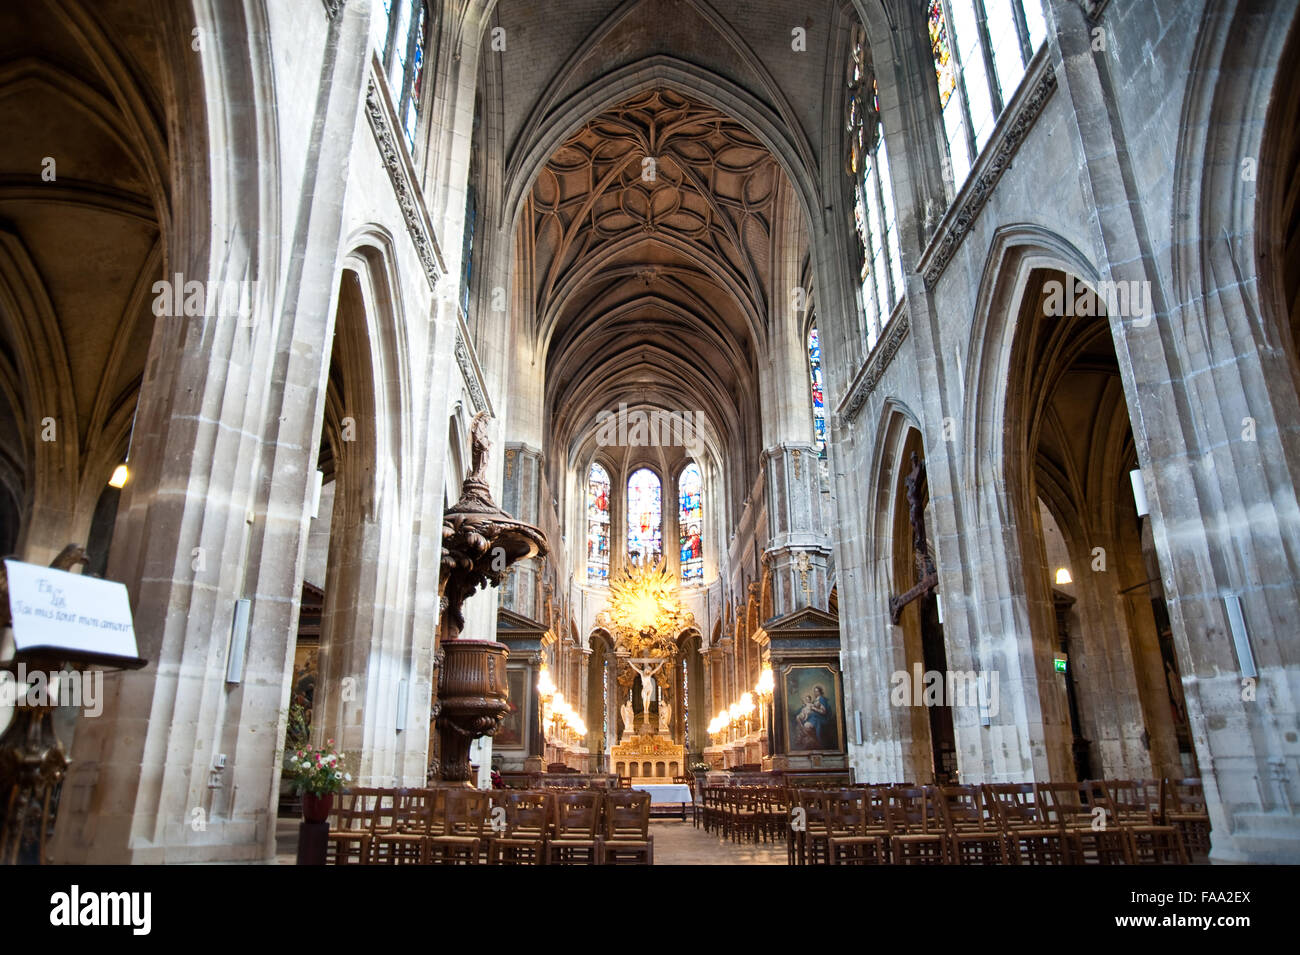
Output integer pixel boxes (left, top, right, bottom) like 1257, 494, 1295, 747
690, 761, 710, 773
284, 739, 352, 796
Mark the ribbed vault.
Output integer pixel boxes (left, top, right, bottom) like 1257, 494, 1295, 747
527, 87, 799, 520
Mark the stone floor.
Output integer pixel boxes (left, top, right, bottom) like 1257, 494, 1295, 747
275, 816, 787, 865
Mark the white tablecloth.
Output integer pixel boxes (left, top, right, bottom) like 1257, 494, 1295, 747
631, 783, 692, 805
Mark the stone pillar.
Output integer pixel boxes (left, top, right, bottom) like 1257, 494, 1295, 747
761, 444, 831, 615
49, 3, 377, 863
501, 443, 544, 619
1046, 0, 1300, 861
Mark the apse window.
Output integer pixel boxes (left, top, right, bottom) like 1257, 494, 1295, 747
846, 23, 903, 350
929, 0, 1048, 193
377, 0, 432, 150
678, 463, 704, 583
627, 468, 663, 567
587, 462, 611, 583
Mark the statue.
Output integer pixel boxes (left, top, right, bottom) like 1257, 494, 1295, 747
640, 673, 656, 720
904, 451, 928, 556
620, 698, 634, 739
658, 700, 671, 735
468, 411, 491, 484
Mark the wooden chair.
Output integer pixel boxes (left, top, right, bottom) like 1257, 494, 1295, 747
546, 791, 604, 864
1101, 779, 1188, 864
729, 787, 763, 844
603, 791, 653, 865
758, 787, 789, 845
488, 790, 550, 865
1035, 781, 1126, 864
983, 783, 1073, 865
371, 788, 438, 865
326, 788, 378, 865
426, 789, 490, 864
885, 787, 948, 864
792, 789, 833, 865
701, 786, 725, 835
617, 776, 632, 790
826, 788, 890, 865
368, 788, 421, 864
1163, 777, 1211, 860
937, 785, 1008, 864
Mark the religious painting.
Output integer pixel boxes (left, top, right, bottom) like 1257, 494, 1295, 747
784, 664, 842, 753
497, 667, 527, 747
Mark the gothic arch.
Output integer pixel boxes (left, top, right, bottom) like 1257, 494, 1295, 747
503, 56, 820, 237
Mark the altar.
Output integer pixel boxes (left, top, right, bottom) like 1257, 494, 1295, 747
611, 733, 685, 779
598, 562, 691, 780
630, 782, 692, 819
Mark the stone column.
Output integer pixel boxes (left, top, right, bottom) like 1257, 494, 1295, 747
501, 443, 544, 619
761, 444, 832, 615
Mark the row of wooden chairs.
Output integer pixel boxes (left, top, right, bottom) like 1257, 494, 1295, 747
324, 787, 653, 865
699, 787, 789, 844
788, 780, 1205, 865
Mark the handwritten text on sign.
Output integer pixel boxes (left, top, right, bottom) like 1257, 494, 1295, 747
4, 559, 138, 658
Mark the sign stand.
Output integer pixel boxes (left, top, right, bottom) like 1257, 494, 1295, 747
1, 559, 148, 865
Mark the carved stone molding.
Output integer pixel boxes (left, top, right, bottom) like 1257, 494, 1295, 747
454, 333, 490, 413
919, 55, 1057, 291
364, 76, 444, 291
837, 308, 910, 423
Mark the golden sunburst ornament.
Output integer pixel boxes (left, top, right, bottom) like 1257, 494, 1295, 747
607, 560, 687, 658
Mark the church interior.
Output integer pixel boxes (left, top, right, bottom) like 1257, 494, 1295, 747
0, 0, 1298, 870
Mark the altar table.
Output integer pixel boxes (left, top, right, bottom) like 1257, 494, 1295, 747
631, 782, 692, 819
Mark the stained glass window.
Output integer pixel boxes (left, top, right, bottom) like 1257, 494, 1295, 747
846, 24, 903, 350
809, 325, 827, 460
930, 1, 1047, 193
928, 1, 957, 109
678, 463, 703, 583
587, 463, 610, 583
379, 1, 432, 155
403, 1, 427, 147
626, 469, 662, 566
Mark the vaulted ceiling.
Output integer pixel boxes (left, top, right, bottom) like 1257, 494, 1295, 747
0, 0, 168, 554
486, 0, 848, 520
528, 88, 794, 511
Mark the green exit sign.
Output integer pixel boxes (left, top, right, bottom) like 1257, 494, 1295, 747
1054, 657, 1068, 673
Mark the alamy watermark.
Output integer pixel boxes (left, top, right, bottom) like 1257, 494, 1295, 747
890, 664, 999, 718
152, 273, 263, 321
594, 402, 705, 455
1042, 274, 1152, 326
0, 665, 103, 717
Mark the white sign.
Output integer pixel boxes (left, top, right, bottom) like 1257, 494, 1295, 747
4, 560, 138, 659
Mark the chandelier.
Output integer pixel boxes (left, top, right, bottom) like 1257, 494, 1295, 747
605, 559, 690, 658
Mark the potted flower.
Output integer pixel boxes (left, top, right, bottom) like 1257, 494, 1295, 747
284, 739, 351, 823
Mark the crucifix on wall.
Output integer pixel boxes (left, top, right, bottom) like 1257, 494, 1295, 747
889, 451, 939, 624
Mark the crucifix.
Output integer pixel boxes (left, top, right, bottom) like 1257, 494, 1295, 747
888, 451, 939, 624
627, 657, 669, 732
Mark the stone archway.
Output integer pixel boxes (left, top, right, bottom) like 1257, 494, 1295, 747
1005, 267, 1184, 782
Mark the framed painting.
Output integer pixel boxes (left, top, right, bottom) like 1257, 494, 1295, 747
497, 667, 527, 747
783, 664, 842, 753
